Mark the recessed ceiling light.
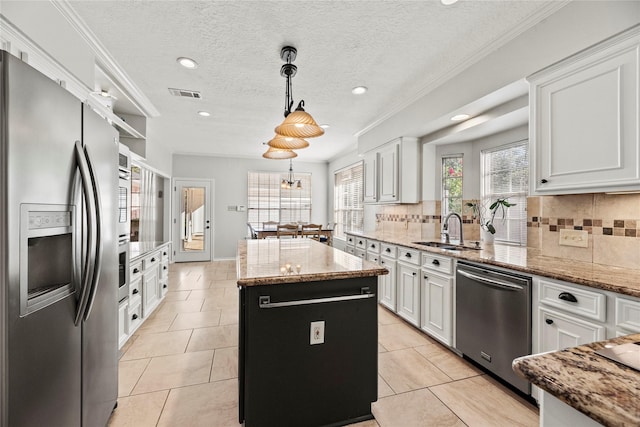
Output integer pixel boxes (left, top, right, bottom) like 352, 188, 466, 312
451, 114, 470, 122
352, 86, 368, 95
197, 111, 210, 117
320, 124, 330, 129
441, 0, 458, 5
177, 57, 198, 69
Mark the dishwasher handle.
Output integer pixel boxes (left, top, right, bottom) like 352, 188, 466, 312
259, 291, 375, 309
458, 269, 524, 291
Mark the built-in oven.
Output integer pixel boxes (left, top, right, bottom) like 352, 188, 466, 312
118, 143, 131, 241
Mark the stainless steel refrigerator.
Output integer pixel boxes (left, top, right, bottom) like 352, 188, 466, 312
0, 50, 118, 426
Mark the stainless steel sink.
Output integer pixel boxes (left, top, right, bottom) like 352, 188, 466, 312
412, 241, 481, 251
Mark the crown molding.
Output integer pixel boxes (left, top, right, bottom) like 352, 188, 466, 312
53, 0, 160, 118
354, 1, 570, 138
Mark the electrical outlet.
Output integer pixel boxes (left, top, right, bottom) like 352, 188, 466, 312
310, 321, 325, 345
559, 229, 589, 248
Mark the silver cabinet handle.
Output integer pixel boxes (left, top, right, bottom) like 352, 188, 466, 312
259, 293, 375, 308
458, 269, 524, 291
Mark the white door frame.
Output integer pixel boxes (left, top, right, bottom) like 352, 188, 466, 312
172, 178, 214, 262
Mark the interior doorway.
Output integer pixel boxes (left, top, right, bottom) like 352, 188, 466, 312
173, 179, 213, 262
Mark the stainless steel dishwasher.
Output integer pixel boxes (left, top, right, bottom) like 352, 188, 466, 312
456, 261, 532, 394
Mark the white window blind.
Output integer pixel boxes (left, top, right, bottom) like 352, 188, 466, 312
247, 171, 311, 227
481, 140, 529, 245
333, 162, 364, 239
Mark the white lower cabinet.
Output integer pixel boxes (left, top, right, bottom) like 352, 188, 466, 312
539, 307, 605, 352
396, 262, 420, 326
420, 271, 453, 346
379, 256, 397, 311
118, 299, 129, 348
143, 267, 160, 317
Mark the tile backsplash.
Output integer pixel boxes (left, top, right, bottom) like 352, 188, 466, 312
364, 193, 640, 270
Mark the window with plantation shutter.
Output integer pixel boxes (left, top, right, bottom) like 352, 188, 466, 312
333, 162, 364, 239
481, 140, 529, 245
247, 171, 312, 228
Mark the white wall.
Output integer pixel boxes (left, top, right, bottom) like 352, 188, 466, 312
173, 154, 329, 259
359, 1, 640, 153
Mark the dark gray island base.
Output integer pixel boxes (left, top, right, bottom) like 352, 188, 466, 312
236, 239, 387, 427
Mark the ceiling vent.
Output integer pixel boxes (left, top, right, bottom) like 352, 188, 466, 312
168, 88, 202, 99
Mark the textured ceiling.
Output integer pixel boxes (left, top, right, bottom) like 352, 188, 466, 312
68, 0, 558, 162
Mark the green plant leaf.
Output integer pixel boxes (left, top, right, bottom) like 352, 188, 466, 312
487, 223, 496, 234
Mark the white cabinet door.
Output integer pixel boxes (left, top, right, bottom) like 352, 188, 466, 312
363, 151, 378, 203
118, 299, 129, 349
142, 268, 160, 317
420, 271, 453, 346
539, 307, 605, 353
530, 27, 640, 194
379, 257, 397, 312
397, 262, 420, 326
378, 142, 399, 203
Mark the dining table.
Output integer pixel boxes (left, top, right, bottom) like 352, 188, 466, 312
254, 226, 333, 243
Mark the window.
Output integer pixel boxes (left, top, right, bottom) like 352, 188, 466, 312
333, 162, 364, 239
481, 140, 529, 245
442, 155, 463, 239
442, 155, 463, 216
247, 171, 312, 227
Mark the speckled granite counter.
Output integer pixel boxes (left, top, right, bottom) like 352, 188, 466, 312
513, 334, 640, 426
346, 232, 640, 298
236, 239, 388, 286
130, 241, 170, 261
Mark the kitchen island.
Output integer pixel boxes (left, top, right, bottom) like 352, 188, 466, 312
236, 238, 387, 427
513, 333, 640, 426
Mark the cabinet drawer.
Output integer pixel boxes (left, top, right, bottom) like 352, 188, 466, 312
616, 297, 640, 333
539, 279, 606, 322
354, 237, 367, 250
130, 259, 142, 282
380, 243, 397, 259
366, 239, 381, 254
129, 277, 142, 300
345, 235, 356, 247
160, 279, 169, 297
345, 246, 355, 255
366, 253, 380, 265
160, 245, 170, 261
128, 301, 142, 333
397, 247, 420, 266
160, 260, 169, 280
354, 248, 366, 259
421, 253, 454, 275
143, 250, 161, 270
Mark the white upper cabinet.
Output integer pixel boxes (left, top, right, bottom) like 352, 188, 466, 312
529, 25, 640, 195
363, 137, 421, 204
363, 150, 378, 203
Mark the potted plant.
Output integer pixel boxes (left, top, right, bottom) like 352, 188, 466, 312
465, 198, 516, 243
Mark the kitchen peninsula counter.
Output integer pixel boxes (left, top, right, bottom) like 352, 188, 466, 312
236, 238, 386, 427
345, 232, 640, 298
513, 333, 640, 426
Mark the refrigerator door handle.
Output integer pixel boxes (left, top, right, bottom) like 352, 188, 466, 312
73, 140, 98, 326
81, 143, 103, 322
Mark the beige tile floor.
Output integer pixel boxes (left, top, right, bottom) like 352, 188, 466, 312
110, 260, 539, 427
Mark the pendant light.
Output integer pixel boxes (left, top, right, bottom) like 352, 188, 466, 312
267, 134, 309, 150
281, 159, 302, 190
262, 145, 297, 159
274, 46, 324, 140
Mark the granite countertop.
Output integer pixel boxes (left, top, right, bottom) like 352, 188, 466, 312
512, 334, 640, 426
236, 239, 388, 287
346, 231, 640, 298
130, 241, 170, 261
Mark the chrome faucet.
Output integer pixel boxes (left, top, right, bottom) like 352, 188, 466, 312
442, 212, 464, 245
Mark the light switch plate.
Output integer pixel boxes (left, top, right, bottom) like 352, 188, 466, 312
559, 229, 588, 248
310, 321, 325, 345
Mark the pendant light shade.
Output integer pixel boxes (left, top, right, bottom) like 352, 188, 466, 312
267, 134, 310, 150
262, 146, 297, 159
275, 101, 325, 139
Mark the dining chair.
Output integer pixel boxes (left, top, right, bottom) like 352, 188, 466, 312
300, 223, 322, 241
276, 223, 299, 238
247, 222, 258, 239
